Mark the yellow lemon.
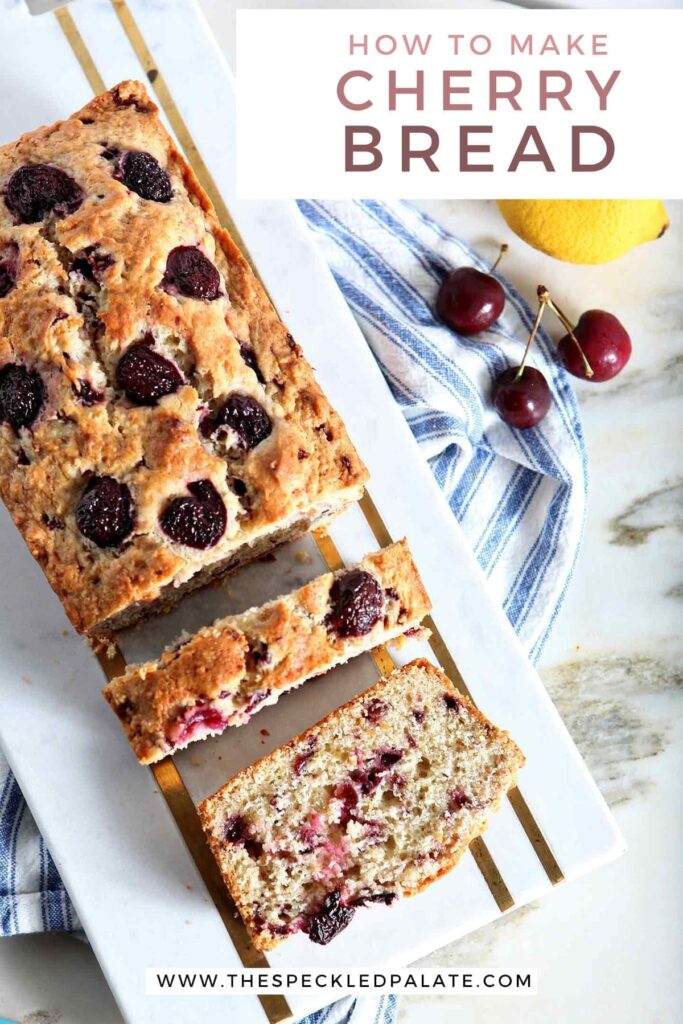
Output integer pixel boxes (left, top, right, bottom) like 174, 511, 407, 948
496, 199, 669, 264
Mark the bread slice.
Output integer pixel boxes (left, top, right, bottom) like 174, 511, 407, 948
104, 539, 430, 763
198, 658, 524, 951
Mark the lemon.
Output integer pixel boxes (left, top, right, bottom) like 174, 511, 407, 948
496, 199, 669, 265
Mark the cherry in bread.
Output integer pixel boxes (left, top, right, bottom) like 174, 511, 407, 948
199, 660, 523, 950
0, 81, 367, 635
198, 659, 524, 951
103, 539, 431, 764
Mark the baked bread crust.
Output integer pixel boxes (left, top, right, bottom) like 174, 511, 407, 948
0, 82, 366, 634
104, 539, 431, 763
199, 658, 524, 951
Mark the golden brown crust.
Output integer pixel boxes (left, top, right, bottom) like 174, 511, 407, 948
199, 658, 524, 951
0, 82, 366, 634
104, 539, 431, 763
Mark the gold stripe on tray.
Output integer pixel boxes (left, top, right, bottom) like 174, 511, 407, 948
96, 650, 292, 1024
94, 652, 286, 975
56, 0, 559, 991
312, 525, 513, 911
109, 0, 255, 265
359, 492, 565, 885
55, 9, 292, 1020
104, 0, 521, 916
506, 788, 564, 885
55, 8, 106, 94
149, 760, 275, 972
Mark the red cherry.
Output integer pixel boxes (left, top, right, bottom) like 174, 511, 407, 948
437, 268, 505, 335
492, 284, 551, 430
492, 366, 551, 429
436, 244, 507, 335
558, 310, 631, 382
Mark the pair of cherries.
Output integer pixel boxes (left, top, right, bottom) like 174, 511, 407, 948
436, 246, 632, 429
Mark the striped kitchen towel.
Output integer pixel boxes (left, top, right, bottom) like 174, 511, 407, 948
301, 996, 397, 1024
0, 201, 586, 1024
298, 200, 587, 662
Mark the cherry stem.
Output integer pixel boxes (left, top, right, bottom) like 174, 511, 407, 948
543, 291, 595, 379
490, 243, 509, 274
514, 288, 547, 382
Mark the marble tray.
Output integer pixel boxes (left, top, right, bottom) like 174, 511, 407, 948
0, 2, 624, 1023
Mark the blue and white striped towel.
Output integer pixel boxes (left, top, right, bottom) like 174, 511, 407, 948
299, 200, 587, 661
0, 201, 587, 1024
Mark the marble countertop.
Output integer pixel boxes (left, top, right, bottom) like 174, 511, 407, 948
409, 197, 683, 1024
1, 3, 681, 1023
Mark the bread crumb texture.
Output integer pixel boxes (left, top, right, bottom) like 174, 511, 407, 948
199, 658, 524, 950
104, 539, 431, 763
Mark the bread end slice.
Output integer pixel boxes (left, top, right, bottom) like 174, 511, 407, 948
199, 658, 524, 951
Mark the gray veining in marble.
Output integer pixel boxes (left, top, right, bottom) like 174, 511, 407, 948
609, 481, 683, 547
406, 194, 683, 1024
542, 654, 683, 805
0, 3, 681, 1022
579, 352, 683, 404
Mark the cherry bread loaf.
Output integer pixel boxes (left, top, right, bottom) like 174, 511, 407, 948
0, 81, 366, 635
199, 658, 524, 952
104, 539, 431, 764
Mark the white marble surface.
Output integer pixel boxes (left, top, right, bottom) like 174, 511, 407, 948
407, 197, 683, 1024
1, 196, 680, 1024
1, 2, 681, 1022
